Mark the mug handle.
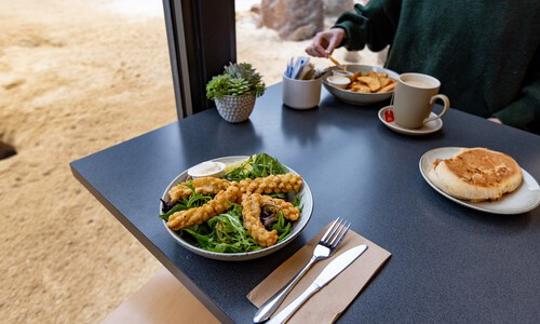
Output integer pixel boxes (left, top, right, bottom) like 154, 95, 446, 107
424, 94, 450, 124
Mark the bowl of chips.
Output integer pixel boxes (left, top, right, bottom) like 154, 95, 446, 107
323, 65, 399, 106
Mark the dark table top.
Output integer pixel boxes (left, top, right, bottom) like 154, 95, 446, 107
71, 84, 540, 323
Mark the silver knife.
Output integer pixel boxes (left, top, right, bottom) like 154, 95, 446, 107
266, 245, 368, 324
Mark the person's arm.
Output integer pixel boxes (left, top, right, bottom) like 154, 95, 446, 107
334, 0, 402, 52
493, 48, 540, 132
306, 0, 401, 58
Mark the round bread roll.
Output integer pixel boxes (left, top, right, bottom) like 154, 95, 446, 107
428, 148, 522, 202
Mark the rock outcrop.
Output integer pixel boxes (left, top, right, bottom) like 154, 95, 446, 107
323, 0, 354, 16
260, 0, 324, 41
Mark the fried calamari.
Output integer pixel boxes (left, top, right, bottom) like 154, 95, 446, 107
167, 185, 241, 230
260, 195, 300, 221
168, 177, 230, 203
165, 172, 303, 248
237, 173, 303, 194
241, 194, 278, 247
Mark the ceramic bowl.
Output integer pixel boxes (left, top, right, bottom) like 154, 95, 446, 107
160, 156, 314, 261
323, 65, 399, 106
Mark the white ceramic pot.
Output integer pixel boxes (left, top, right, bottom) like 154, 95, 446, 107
215, 94, 256, 123
282, 74, 322, 110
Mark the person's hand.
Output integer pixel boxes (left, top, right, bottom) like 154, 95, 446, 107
488, 117, 502, 124
305, 28, 345, 58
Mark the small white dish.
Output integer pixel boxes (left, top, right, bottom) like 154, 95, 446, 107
326, 75, 351, 89
378, 106, 442, 136
419, 147, 540, 214
187, 161, 226, 178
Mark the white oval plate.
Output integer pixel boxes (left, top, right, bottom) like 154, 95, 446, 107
419, 147, 540, 214
160, 156, 313, 261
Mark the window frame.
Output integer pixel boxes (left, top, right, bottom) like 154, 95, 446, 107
162, 0, 237, 119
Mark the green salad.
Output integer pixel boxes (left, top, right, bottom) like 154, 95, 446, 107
160, 153, 302, 253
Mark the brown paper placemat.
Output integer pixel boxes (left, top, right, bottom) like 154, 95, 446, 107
247, 226, 391, 323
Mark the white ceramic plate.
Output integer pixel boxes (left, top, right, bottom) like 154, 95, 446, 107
322, 65, 399, 106
378, 106, 442, 136
160, 156, 313, 261
419, 147, 540, 214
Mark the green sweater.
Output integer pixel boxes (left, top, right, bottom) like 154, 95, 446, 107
335, 0, 540, 134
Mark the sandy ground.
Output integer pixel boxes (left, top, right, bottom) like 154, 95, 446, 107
0, 1, 379, 323
0, 1, 175, 323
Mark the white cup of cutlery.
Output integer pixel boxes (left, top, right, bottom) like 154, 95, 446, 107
282, 74, 322, 110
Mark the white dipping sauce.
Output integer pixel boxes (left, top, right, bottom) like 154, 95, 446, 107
327, 75, 351, 89
188, 161, 226, 178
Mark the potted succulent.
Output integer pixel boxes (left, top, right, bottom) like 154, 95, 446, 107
206, 62, 266, 123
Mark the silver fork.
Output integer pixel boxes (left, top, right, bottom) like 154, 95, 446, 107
253, 218, 351, 323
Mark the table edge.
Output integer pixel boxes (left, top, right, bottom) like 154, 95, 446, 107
69, 162, 233, 324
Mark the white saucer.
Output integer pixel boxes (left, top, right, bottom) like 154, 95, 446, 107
378, 106, 442, 135
419, 147, 540, 214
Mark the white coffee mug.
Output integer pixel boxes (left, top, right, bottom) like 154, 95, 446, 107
282, 74, 322, 109
393, 73, 450, 129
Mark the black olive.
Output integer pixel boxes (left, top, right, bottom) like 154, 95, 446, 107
160, 198, 176, 213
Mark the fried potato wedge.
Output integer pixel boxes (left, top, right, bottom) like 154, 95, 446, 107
378, 81, 396, 93
357, 76, 381, 92
351, 84, 371, 93
345, 69, 396, 94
